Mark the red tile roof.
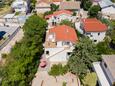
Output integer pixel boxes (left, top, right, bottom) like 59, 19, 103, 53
51, 0, 62, 2
45, 10, 72, 19
82, 18, 107, 32
48, 25, 78, 43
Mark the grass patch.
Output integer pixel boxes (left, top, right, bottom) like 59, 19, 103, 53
0, 5, 11, 15
82, 72, 97, 86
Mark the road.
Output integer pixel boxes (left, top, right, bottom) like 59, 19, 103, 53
0, 29, 24, 61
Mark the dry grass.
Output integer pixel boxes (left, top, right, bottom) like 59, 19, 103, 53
82, 72, 97, 86
0, 6, 11, 16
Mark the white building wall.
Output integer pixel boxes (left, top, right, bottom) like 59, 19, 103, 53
86, 32, 106, 43
11, 0, 28, 12
75, 22, 83, 34
36, 8, 51, 13
45, 47, 65, 58
45, 46, 74, 62
57, 41, 63, 47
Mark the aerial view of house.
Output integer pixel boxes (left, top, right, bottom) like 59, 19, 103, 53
0, 0, 115, 86
77, 18, 108, 43
44, 25, 78, 62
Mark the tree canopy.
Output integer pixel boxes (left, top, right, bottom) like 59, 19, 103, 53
81, 0, 92, 11
50, 3, 59, 12
88, 5, 101, 18
68, 37, 100, 78
60, 19, 75, 28
1, 15, 47, 86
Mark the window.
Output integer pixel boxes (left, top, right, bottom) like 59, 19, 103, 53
46, 51, 49, 55
86, 33, 91, 35
104, 63, 107, 68
66, 42, 70, 45
98, 33, 100, 35
94, 40, 97, 42
67, 52, 71, 56
90, 35, 93, 37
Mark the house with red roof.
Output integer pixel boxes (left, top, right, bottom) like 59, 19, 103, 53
77, 18, 108, 43
35, 0, 51, 13
44, 25, 78, 62
35, 0, 63, 13
45, 10, 80, 29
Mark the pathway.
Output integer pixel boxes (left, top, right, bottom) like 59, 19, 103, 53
32, 71, 79, 86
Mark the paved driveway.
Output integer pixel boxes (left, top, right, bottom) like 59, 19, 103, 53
32, 71, 79, 86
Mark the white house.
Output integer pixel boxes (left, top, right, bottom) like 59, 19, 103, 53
35, 1, 51, 14
59, 1, 81, 11
45, 10, 80, 29
44, 25, 78, 62
11, 0, 29, 13
98, 0, 115, 20
76, 18, 107, 43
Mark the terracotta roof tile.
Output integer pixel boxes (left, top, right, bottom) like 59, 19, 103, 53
45, 10, 72, 18
48, 25, 78, 43
82, 18, 108, 32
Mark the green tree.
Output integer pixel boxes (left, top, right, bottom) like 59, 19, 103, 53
88, 5, 101, 17
109, 29, 115, 49
44, 11, 53, 17
68, 37, 100, 78
111, 0, 115, 2
60, 19, 75, 28
30, 0, 36, 9
81, 0, 92, 11
50, 3, 59, 12
1, 15, 47, 86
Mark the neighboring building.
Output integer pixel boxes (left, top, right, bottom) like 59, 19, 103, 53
35, 1, 51, 13
45, 10, 80, 28
93, 55, 115, 86
44, 25, 78, 62
59, 1, 81, 11
98, 0, 115, 20
11, 0, 29, 13
0, 13, 28, 27
76, 18, 107, 43
35, 0, 63, 13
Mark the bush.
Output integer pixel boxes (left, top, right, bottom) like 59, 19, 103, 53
60, 19, 75, 28
44, 11, 53, 17
1, 54, 7, 59
88, 5, 101, 18
62, 82, 67, 86
49, 64, 68, 76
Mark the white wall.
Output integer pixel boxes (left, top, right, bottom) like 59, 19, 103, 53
85, 32, 106, 43
75, 22, 83, 34
45, 46, 74, 62
45, 47, 65, 58
47, 14, 73, 28
12, 0, 28, 12
57, 41, 63, 47
36, 8, 51, 13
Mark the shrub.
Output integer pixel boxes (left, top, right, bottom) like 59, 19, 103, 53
49, 64, 68, 76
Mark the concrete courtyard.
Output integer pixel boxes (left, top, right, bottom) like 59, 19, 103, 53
32, 71, 80, 86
